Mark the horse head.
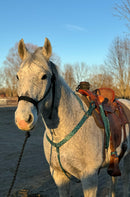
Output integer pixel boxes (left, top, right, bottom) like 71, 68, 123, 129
15, 38, 56, 131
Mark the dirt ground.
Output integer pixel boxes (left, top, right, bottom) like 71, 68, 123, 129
0, 107, 129, 197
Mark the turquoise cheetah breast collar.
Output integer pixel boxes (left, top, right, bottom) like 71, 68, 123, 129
46, 93, 95, 182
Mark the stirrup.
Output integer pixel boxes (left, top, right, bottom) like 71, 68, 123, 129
107, 152, 121, 177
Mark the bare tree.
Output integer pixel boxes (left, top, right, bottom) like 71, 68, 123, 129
62, 62, 89, 90
63, 64, 76, 90
3, 42, 38, 96
105, 37, 130, 98
114, 0, 130, 30
0, 71, 3, 88
89, 72, 114, 91
73, 62, 88, 85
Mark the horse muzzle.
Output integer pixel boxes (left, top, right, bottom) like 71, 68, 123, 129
15, 102, 38, 131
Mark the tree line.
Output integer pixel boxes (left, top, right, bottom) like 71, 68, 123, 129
0, 36, 129, 99
63, 37, 130, 99
55, 36, 130, 99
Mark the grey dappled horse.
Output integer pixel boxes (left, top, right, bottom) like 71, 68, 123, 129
15, 38, 130, 197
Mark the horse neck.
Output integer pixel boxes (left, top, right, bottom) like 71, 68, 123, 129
42, 76, 87, 136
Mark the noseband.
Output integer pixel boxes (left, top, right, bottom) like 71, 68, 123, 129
18, 61, 56, 115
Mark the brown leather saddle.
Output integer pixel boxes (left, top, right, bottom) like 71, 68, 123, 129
77, 82, 129, 176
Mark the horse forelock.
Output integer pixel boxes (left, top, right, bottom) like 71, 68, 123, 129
20, 47, 52, 72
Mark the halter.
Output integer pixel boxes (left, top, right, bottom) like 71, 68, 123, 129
18, 61, 56, 115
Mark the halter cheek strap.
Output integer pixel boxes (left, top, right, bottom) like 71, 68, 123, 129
18, 62, 56, 114
18, 82, 52, 112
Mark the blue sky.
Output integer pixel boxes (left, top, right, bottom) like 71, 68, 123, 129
0, 0, 128, 69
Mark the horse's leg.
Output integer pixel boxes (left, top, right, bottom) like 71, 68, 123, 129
81, 170, 98, 197
50, 167, 71, 197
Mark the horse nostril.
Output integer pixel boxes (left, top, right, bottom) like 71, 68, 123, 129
27, 114, 33, 123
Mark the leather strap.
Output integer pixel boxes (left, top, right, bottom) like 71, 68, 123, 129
18, 61, 56, 114
18, 96, 38, 110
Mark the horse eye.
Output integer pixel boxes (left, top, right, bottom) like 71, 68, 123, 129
41, 74, 47, 80
16, 75, 19, 80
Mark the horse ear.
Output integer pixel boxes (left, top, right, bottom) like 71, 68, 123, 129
18, 39, 29, 60
43, 38, 52, 60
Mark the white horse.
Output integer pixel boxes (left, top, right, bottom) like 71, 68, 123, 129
15, 38, 130, 197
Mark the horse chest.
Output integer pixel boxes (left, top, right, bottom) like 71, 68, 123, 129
43, 131, 84, 174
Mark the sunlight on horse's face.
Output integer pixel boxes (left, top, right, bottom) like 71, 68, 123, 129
15, 63, 49, 131
15, 38, 52, 131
